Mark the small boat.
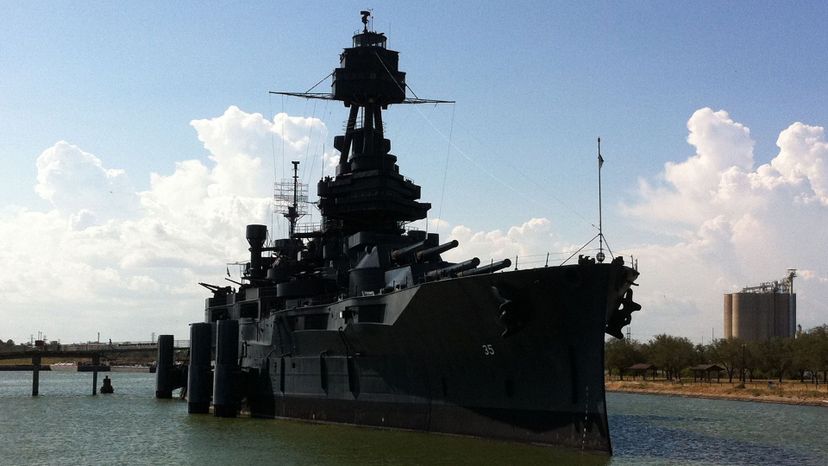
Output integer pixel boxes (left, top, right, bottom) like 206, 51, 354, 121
49, 362, 77, 371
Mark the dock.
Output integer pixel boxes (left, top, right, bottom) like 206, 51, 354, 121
0, 342, 188, 396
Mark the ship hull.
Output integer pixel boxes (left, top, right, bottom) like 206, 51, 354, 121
233, 262, 636, 453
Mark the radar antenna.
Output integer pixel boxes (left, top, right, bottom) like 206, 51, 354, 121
360, 10, 371, 32
274, 161, 308, 237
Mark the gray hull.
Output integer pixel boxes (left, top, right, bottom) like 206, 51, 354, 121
235, 262, 636, 453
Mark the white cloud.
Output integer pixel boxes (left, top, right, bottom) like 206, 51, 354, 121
769, 122, 828, 204
1, 107, 327, 343
441, 217, 578, 269
34, 141, 138, 224
624, 108, 828, 341
5, 105, 828, 345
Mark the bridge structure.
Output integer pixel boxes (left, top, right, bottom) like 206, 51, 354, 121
0, 342, 189, 396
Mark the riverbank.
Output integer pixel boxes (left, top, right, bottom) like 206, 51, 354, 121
606, 379, 828, 407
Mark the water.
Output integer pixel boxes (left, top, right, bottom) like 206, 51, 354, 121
0, 372, 825, 465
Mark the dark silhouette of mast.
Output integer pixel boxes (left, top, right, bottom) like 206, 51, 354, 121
269, 11, 452, 235
285, 161, 300, 237
274, 160, 307, 239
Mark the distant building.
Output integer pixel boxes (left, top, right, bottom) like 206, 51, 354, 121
724, 270, 797, 341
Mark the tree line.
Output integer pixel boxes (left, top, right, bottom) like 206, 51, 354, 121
605, 325, 828, 384
0, 339, 22, 351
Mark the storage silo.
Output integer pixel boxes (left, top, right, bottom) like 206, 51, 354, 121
723, 294, 733, 339
723, 270, 797, 341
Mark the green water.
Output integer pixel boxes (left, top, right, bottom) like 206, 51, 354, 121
0, 372, 825, 465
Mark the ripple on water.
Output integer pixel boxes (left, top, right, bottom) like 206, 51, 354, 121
1, 373, 826, 465
607, 392, 827, 466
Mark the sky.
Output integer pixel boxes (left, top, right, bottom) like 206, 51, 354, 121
2, 1, 828, 344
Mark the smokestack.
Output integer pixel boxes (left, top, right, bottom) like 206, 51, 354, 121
246, 224, 268, 279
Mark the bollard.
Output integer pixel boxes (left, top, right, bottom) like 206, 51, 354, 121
213, 319, 239, 417
187, 322, 213, 413
155, 334, 175, 398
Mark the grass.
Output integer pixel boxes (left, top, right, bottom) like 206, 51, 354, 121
606, 378, 828, 406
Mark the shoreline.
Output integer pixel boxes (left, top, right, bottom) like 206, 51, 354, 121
606, 380, 828, 407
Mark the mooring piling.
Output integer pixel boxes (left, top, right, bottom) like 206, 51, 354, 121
32, 355, 41, 396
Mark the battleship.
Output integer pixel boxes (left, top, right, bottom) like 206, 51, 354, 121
157, 11, 641, 454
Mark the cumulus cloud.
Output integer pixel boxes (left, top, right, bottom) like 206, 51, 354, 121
769, 122, 828, 204
433, 217, 598, 270
1, 107, 327, 342
625, 108, 828, 341
445, 217, 555, 263
190, 106, 327, 197
6, 104, 828, 344
34, 141, 138, 224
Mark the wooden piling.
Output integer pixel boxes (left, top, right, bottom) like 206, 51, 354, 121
92, 354, 99, 395
32, 355, 41, 396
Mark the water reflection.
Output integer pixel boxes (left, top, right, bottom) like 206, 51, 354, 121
1, 373, 826, 465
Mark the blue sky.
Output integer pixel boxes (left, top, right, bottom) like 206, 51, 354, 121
2, 1, 828, 343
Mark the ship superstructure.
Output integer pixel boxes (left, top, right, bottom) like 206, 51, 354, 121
167, 12, 641, 454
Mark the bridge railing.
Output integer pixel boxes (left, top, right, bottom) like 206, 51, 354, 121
59, 340, 190, 352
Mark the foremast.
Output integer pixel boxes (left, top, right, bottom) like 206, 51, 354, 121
317, 11, 430, 235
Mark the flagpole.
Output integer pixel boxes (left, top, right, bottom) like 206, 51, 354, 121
597, 137, 605, 263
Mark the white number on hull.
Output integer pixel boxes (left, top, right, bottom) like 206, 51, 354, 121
482, 344, 495, 356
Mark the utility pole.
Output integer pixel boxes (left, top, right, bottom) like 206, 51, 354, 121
741, 343, 747, 384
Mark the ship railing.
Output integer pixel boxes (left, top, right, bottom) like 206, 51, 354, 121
59, 340, 191, 351
488, 248, 638, 270
294, 222, 321, 234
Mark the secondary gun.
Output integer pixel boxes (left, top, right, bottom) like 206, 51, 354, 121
415, 240, 459, 262
425, 257, 480, 281
456, 258, 512, 277
390, 240, 427, 263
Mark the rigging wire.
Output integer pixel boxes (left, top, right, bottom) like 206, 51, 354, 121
560, 233, 616, 266
304, 71, 335, 94
301, 100, 318, 184
372, 51, 593, 233
449, 119, 596, 231
278, 95, 287, 239
268, 92, 278, 241
302, 100, 319, 225
435, 103, 456, 237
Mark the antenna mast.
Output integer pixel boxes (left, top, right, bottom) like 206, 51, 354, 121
274, 160, 308, 238
597, 138, 605, 263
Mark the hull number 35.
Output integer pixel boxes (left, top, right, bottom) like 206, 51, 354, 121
482, 344, 495, 356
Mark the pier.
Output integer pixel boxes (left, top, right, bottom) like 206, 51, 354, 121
0, 342, 188, 396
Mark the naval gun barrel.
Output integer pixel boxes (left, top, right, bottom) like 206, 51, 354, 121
416, 240, 459, 262
456, 258, 512, 277
199, 282, 232, 294
390, 240, 427, 262
425, 257, 480, 280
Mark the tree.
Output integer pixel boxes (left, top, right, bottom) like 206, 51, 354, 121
802, 325, 828, 384
645, 334, 695, 381
792, 330, 820, 384
605, 338, 642, 380
755, 337, 793, 382
694, 343, 707, 366
708, 338, 743, 383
